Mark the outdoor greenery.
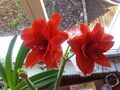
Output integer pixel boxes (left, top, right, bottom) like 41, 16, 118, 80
0, 0, 30, 36
8, 0, 24, 28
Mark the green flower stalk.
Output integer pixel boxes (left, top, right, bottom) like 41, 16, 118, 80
54, 46, 69, 90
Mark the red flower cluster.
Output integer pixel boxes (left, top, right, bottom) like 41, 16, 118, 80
21, 13, 114, 76
68, 23, 114, 76
21, 13, 68, 68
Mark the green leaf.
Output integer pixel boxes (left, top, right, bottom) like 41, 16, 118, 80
13, 43, 30, 86
48, 82, 55, 90
20, 74, 57, 90
5, 35, 17, 89
0, 62, 7, 83
15, 70, 58, 90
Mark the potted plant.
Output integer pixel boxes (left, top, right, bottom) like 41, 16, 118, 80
0, 13, 114, 90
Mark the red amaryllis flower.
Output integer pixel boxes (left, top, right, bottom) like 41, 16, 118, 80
21, 13, 68, 68
67, 23, 114, 76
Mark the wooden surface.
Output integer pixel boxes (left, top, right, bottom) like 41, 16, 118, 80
21, 0, 48, 22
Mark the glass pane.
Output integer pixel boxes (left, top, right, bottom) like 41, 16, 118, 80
44, 0, 84, 30
0, 0, 30, 36
44, 0, 119, 30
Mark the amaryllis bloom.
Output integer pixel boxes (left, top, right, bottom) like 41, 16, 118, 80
67, 23, 114, 76
21, 13, 68, 68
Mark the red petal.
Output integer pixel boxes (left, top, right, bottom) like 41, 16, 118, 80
52, 46, 63, 63
85, 58, 94, 75
68, 37, 84, 53
91, 23, 104, 41
97, 41, 114, 52
32, 19, 48, 40
68, 35, 88, 53
54, 47, 62, 61
94, 53, 111, 67
80, 23, 90, 36
76, 53, 87, 76
51, 31, 68, 48
43, 45, 62, 68
25, 50, 42, 67
21, 27, 35, 48
42, 44, 55, 67
51, 13, 62, 28
76, 52, 94, 76
104, 34, 113, 41
47, 13, 62, 38
48, 22, 59, 38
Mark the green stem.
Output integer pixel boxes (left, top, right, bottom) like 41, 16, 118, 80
68, 54, 75, 59
64, 46, 70, 55
53, 58, 66, 90
25, 78, 38, 90
54, 46, 69, 90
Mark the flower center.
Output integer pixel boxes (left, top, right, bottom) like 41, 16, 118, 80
34, 40, 48, 53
